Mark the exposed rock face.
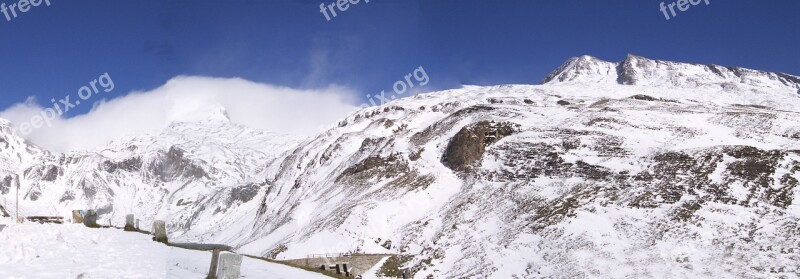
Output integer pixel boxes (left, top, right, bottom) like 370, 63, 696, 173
338, 153, 410, 182
229, 183, 260, 204
444, 121, 514, 171
22, 165, 61, 182
41, 166, 60, 181
149, 146, 208, 182
103, 157, 142, 173
0, 204, 9, 217
0, 175, 11, 195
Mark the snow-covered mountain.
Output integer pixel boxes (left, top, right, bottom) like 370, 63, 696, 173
2, 55, 799, 278
0, 109, 301, 234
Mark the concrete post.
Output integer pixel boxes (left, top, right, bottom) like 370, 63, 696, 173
207, 249, 221, 279
124, 214, 136, 231
72, 210, 83, 224
83, 210, 98, 228
152, 220, 168, 243
215, 252, 242, 279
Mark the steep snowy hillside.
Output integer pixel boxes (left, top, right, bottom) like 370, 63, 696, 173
0, 119, 44, 217
227, 56, 800, 278
1, 55, 799, 278
231, 81, 800, 278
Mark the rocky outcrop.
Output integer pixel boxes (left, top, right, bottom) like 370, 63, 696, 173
102, 157, 142, 173
149, 146, 208, 182
444, 121, 514, 171
0, 175, 11, 195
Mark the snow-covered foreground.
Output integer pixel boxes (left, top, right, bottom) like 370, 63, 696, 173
0, 221, 330, 279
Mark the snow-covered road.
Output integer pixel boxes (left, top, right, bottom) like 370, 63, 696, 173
0, 221, 330, 279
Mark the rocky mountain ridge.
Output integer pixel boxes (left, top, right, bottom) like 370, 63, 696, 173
543, 54, 800, 93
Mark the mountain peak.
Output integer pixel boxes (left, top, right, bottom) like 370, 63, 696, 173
170, 105, 231, 124
541, 55, 618, 85
623, 53, 647, 61
205, 106, 231, 122
542, 54, 800, 92
0, 118, 12, 130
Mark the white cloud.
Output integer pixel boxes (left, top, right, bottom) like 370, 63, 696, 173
0, 76, 360, 152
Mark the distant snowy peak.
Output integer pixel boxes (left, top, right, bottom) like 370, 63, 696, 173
0, 120, 43, 172
542, 54, 800, 92
97, 115, 300, 161
542, 55, 619, 85
0, 118, 20, 137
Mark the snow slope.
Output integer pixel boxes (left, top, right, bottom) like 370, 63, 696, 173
0, 221, 329, 279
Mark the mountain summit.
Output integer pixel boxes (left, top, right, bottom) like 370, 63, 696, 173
543, 54, 800, 93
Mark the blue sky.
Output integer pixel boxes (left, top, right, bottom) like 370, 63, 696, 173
1, 0, 799, 117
